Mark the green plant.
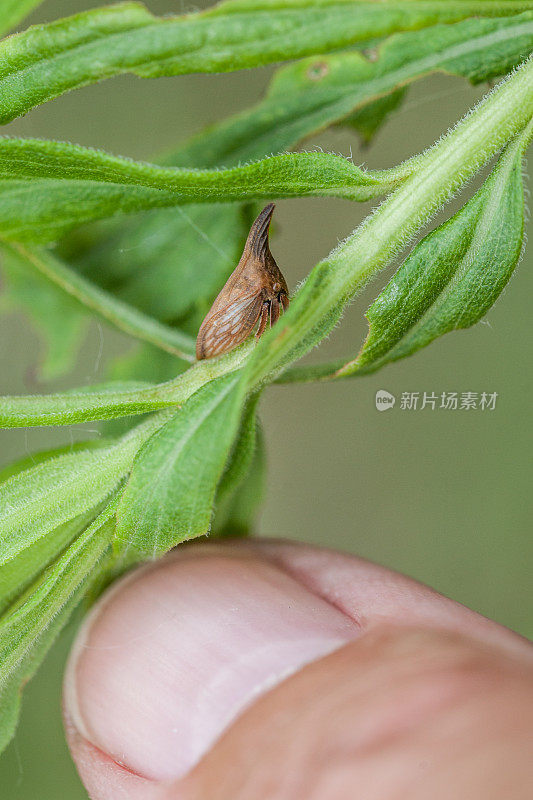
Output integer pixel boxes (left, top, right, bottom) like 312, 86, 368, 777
0, 0, 531, 753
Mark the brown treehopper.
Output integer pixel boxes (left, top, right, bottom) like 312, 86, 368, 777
196, 203, 289, 360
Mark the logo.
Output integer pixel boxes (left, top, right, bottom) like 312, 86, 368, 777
375, 390, 396, 411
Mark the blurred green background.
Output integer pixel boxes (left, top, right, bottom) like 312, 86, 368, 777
0, 1, 532, 796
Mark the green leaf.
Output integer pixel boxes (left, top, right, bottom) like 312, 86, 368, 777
0, 242, 196, 360
173, 11, 533, 165
214, 417, 266, 538
0, 341, 251, 428
99, 346, 187, 436
2, 10, 532, 374
115, 374, 246, 558
1, 0, 530, 124
75, 205, 250, 328
215, 394, 261, 508
0, 0, 43, 37
341, 87, 408, 145
4, 61, 530, 429
0, 500, 116, 753
0, 382, 163, 428
0, 509, 98, 616
0, 440, 110, 482
257, 11, 533, 154
0, 140, 403, 241
0, 411, 170, 564
0, 501, 115, 676
222, 428, 266, 538
336, 134, 527, 376
108, 344, 182, 385
236, 61, 533, 391
277, 121, 532, 385
0, 443, 112, 617
0, 242, 89, 381
70, 11, 533, 333
0, 591, 82, 754
0, 442, 110, 615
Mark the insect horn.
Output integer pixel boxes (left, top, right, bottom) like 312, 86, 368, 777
246, 202, 275, 260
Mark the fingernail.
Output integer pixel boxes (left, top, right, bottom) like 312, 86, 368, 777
64, 545, 359, 782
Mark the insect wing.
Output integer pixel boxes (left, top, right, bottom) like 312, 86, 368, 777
197, 290, 263, 359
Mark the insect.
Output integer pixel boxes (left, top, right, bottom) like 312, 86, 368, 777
196, 203, 289, 360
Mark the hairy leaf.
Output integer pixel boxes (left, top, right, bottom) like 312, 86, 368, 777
0, 411, 169, 564
2, 63, 531, 430
0, 510, 100, 616
0, 382, 163, 428
214, 418, 266, 537
256, 11, 533, 155
0, 501, 116, 753
236, 62, 533, 392
0, 502, 115, 675
0, 443, 110, 614
1, 0, 530, 124
215, 394, 260, 508
71, 11, 533, 333
0, 341, 250, 427
337, 133, 528, 376
0, 0, 43, 37
277, 121, 532, 385
115, 374, 245, 558
9, 9, 528, 383
0, 141, 404, 241
0, 440, 110, 482
0, 591, 83, 754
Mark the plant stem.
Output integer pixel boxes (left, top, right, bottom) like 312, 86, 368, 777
0, 242, 196, 362
338, 59, 533, 300
1, 59, 531, 425
244, 56, 533, 388
277, 115, 533, 386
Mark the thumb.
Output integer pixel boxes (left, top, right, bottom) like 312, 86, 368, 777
63, 541, 359, 798
63, 541, 532, 800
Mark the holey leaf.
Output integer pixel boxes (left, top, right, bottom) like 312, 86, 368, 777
115, 374, 246, 559
0, 411, 170, 566
337, 129, 529, 377
0, 0, 531, 124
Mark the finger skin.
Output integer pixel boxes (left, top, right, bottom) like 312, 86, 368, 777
246, 539, 531, 658
63, 715, 161, 800
178, 625, 533, 800
63, 540, 533, 800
